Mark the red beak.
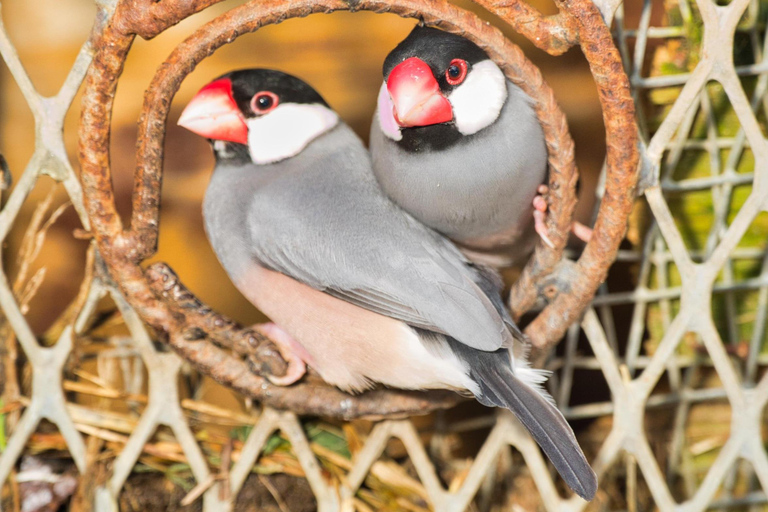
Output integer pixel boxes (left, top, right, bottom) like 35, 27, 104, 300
386, 57, 453, 128
178, 78, 248, 145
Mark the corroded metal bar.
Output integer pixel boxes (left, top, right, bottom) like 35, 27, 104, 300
519, 0, 639, 357
472, 0, 579, 55
145, 263, 288, 376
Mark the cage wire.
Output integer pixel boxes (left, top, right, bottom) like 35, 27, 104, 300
0, 0, 765, 511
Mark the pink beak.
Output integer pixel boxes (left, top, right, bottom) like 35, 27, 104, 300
178, 78, 248, 145
386, 57, 453, 128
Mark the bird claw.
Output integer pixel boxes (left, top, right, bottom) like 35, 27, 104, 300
534, 208, 556, 249
532, 184, 593, 247
571, 220, 593, 243
533, 185, 556, 249
253, 323, 307, 386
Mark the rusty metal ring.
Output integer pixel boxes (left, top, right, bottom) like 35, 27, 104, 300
489, 0, 640, 356
79, 0, 637, 418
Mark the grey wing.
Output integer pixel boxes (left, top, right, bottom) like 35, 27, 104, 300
247, 188, 512, 352
468, 262, 525, 341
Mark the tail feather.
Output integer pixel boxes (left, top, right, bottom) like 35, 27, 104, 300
447, 339, 597, 501
474, 364, 597, 500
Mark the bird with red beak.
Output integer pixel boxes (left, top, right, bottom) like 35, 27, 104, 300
370, 26, 553, 268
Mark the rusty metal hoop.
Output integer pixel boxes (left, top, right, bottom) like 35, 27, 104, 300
78, 0, 638, 419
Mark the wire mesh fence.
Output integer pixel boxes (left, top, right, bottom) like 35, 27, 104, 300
0, 0, 766, 510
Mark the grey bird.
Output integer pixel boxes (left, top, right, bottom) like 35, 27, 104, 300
370, 26, 553, 267
178, 69, 597, 500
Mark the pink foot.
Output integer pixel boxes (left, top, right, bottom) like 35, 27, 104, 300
252, 323, 308, 386
571, 220, 593, 243
533, 184, 593, 247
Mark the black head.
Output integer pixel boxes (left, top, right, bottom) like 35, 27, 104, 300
384, 26, 490, 95
224, 69, 330, 118
377, 26, 508, 151
179, 69, 339, 165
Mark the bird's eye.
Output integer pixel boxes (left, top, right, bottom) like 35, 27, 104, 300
251, 91, 279, 114
445, 59, 468, 86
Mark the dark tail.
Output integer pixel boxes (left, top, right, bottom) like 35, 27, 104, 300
449, 340, 597, 500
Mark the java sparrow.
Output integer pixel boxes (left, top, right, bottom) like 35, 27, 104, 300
178, 69, 597, 500
370, 26, 558, 267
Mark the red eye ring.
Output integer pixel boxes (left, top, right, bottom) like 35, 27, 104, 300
445, 59, 468, 86
251, 91, 279, 114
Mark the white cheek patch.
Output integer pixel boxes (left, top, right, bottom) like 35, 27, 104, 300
246, 103, 339, 164
448, 59, 508, 136
376, 81, 402, 141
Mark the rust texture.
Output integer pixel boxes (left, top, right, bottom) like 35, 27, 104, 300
78, 0, 637, 418
112, 0, 226, 40
472, 0, 580, 55
146, 263, 288, 376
